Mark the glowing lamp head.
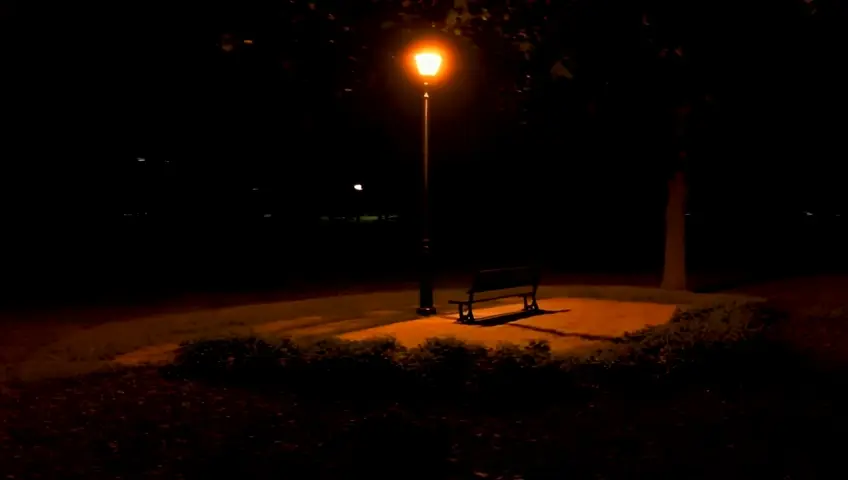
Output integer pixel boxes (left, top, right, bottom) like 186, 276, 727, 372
353, 184, 363, 191
415, 52, 443, 77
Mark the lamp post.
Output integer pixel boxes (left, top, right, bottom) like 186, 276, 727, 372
414, 51, 442, 316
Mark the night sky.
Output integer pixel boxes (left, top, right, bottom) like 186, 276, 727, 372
2, 0, 847, 223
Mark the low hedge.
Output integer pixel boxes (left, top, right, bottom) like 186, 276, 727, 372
168, 300, 790, 404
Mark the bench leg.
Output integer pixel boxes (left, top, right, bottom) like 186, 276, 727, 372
523, 295, 540, 312
457, 303, 475, 324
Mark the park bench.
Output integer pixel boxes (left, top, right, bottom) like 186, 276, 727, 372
449, 267, 540, 324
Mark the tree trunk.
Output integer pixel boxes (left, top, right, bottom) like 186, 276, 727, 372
661, 169, 687, 290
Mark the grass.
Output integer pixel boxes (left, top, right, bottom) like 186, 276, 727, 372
4, 285, 756, 382
2, 300, 844, 479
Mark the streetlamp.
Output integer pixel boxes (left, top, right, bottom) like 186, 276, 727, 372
413, 50, 443, 316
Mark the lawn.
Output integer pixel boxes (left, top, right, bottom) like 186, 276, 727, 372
2, 296, 845, 479
4, 285, 752, 382
4, 366, 842, 479
7, 280, 842, 479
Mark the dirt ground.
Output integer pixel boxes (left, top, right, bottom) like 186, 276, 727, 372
111, 298, 677, 366
340, 298, 677, 352
8, 274, 846, 379
0, 274, 657, 368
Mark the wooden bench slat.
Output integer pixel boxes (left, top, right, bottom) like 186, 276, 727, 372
448, 267, 540, 323
449, 292, 533, 305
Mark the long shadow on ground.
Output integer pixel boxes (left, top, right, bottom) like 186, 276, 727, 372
507, 323, 627, 343
469, 308, 570, 327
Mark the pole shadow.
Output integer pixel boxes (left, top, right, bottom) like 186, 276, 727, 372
466, 308, 628, 344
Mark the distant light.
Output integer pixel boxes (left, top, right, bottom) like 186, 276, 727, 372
805, 211, 814, 216
243, 39, 254, 45
263, 214, 272, 218
252, 187, 259, 191
353, 184, 363, 191
137, 157, 146, 162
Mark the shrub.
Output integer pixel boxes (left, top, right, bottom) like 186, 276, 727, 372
293, 336, 407, 397
173, 337, 297, 382
603, 300, 791, 384
168, 300, 788, 403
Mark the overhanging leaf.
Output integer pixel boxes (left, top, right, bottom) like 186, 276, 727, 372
550, 60, 573, 80
446, 9, 460, 27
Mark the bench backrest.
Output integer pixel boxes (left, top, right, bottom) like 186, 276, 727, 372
470, 267, 539, 294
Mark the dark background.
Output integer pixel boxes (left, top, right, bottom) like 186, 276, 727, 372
1, 0, 846, 306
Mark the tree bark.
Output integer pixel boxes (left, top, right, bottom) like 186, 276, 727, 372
661, 168, 687, 290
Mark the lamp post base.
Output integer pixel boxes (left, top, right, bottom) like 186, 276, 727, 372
416, 306, 438, 316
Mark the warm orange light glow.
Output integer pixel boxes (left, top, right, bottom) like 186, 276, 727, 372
415, 52, 443, 77
243, 39, 254, 44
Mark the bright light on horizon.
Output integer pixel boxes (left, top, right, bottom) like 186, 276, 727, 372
415, 52, 443, 77
354, 184, 363, 191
